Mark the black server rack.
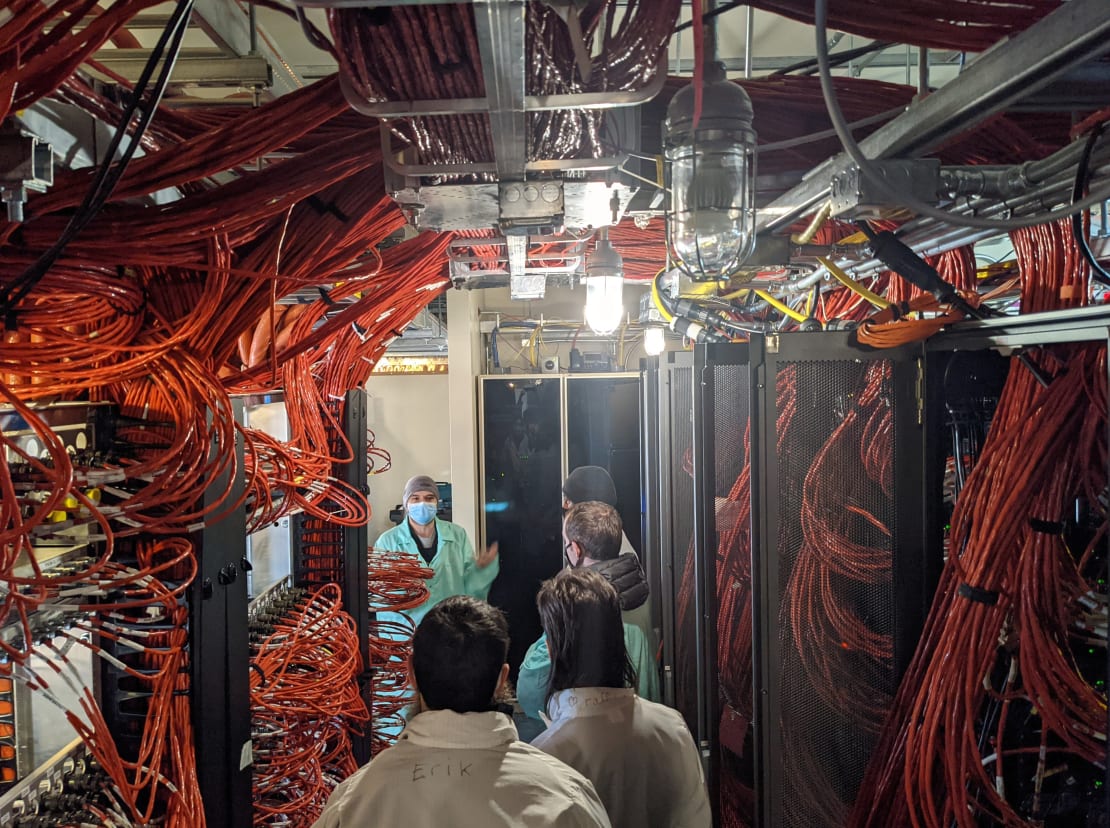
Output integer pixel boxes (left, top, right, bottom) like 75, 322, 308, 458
747, 334, 933, 828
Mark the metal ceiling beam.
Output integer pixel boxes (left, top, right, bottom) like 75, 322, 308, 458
18, 100, 180, 204
191, 0, 304, 96
474, 0, 528, 181
343, 71, 664, 118
90, 51, 272, 88
757, 0, 1110, 232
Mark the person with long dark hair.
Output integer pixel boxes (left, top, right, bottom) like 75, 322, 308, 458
531, 569, 711, 828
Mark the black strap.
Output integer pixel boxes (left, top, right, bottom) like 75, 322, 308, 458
306, 195, 350, 222
1029, 517, 1065, 535
957, 583, 999, 605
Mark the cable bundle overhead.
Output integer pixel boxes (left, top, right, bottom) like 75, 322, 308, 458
328, 0, 679, 168
0, 0, 163, 121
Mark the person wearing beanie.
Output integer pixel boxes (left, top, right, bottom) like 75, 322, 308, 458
561, 466, 637, 559
374, 474, 499, 626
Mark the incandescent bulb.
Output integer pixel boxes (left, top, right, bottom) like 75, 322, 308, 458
644, 325, 666, 356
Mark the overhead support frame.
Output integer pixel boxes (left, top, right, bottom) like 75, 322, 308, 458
88, 52, 272, 88
191, 0, 305, 96
474, 0, 528, 181
757, 0, 1110, 232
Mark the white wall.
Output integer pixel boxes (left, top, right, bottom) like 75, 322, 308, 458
446, 289, 482, 547
365, 373, 452, 541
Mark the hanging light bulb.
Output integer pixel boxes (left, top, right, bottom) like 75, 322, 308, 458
643, 325, 666, 356
583, 231, 624, 335
665, 61, 757, 281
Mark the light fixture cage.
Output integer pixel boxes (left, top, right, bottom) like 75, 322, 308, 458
583, 236, 625, 335
664, 62, 758, 282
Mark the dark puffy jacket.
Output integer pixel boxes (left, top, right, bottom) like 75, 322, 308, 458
589, 554, 649, 612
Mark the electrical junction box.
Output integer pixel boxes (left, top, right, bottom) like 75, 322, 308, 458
830, 159, 940, 220
568, 349, 613, 373
541, 357, 560, 373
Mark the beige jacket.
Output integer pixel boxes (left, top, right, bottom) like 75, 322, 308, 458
312, 709, 612, 828
532, 688, 712, 828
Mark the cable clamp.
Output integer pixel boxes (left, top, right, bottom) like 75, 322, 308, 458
957, 583, 1000, 605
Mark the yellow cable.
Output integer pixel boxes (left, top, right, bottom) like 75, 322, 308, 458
791, 201, 832, 245
754, 289, 808, 323
651, 269, 675, 322
817, 256, 890, 309
719, 287, 750, 301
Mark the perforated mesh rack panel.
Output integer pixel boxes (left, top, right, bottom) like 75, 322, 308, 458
744, 334, 932, 828
708, 358, 755, 828
774, 359, 898, 827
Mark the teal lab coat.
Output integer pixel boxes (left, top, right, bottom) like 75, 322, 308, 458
516, 623, 660, 722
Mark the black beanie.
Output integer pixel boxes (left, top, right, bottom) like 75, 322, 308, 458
562, 465, 617, 506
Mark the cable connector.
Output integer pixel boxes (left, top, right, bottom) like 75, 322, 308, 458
857, 222, 965, 308
669, 316, 730, 344
671, 298, 771, 334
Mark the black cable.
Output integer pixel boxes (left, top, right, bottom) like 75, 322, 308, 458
0, 0, 196, 318
771, 40, 892, 77
813, 0, 1110, 233
295, 7, 338, 59
1070, 123, 1110, 287
673, 1, 746, 34
855, 220, 982, 319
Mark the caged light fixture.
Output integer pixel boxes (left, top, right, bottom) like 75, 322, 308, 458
664, 60, 758, 282
643, 324, 667, 356
583, 228, 625, 335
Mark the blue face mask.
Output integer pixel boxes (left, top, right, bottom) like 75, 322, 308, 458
408, 502, 437, 526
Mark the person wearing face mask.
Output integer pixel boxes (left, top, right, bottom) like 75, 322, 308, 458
516, 501, 658, 725
374, 475, 500, 627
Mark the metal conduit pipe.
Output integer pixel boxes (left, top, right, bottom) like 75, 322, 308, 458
840, 157, 1110, 282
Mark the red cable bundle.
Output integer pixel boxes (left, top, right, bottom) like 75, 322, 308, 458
743, 0, 1062, 52
0, 0, 162, 121
250, 583, 369, 827
366, 548, 433, 755
851, 220, 1106, 827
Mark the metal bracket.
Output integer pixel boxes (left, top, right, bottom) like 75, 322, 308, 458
0, 131, 53, 223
